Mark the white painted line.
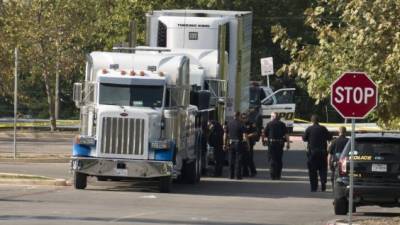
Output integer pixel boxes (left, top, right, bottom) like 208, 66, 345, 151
109, 212, 156, 223
139, 194, 157, 199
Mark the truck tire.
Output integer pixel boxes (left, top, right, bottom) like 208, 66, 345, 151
74, 172, 87, 190
334, 198, 348, 215
182, 160, 197, 184
159, 176, 172, 193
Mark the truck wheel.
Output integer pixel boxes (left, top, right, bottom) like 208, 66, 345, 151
182, 160, 197, 184
74, 172, 87, 190
159, 176, 172, 193
334, 198, 348, 215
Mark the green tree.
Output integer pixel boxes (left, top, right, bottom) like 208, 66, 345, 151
272, 0, 400, 127
0, 0, 315, 125
1, 0, 98, 130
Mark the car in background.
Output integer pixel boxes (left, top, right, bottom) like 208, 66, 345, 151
333, 133, 400, 215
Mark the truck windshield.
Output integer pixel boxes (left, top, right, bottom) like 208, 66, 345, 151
99, 83, 164, 107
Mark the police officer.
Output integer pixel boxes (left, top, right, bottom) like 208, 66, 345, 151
248, 107, 263, 136
208, 120, 225, 177
302, 115, 332, 192
263, 112, 290, 180
241, 113, 258, 177
328, 126, 348, 187
224, 112, 246, 179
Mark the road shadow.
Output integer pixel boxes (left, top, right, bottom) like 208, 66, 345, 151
85, 148, 331, 200
86, 165, 332, 200
253, 149, 309, 170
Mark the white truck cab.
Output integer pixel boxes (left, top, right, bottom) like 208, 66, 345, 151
72, 50, 209, 192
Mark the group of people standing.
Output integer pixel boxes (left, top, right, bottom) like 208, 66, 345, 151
208, 111, 289, 180
208, 112, 348, 192
207, 111, 258, 179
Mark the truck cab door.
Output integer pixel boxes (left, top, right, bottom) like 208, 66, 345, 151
261, 88, 296, 131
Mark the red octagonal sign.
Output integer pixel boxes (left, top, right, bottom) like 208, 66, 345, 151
331, 72, 378, 119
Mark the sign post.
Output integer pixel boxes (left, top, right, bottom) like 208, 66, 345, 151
331, 72, 378, 225
260, 57, 273, 87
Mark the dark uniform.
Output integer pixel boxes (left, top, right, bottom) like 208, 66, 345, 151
303, 123, 332, 191
328, 135, 348, 185
208, 120, 225, 177
242, 121, 258, 177
248, 107, 263, 135
264, 118, 288, 180
226, 117, 245, 179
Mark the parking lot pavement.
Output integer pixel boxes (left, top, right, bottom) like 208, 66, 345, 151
0, 138, 399, 225
0, 170, 335, 225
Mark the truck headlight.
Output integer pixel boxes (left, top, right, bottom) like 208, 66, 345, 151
150, 140, 170, 150
75, 135, 96, 146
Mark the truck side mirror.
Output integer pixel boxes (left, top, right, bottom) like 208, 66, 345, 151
73, 83, 83, 108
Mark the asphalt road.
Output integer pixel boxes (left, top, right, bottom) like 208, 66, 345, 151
0, 139, 399, 225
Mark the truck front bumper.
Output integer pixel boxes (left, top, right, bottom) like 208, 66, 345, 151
71, 157, 173, 178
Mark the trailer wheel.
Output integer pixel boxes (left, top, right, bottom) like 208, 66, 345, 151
159, 176, 172, 193
74, 172, 87, 189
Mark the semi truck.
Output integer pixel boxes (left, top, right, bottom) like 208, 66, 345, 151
72, 50, 211, 192
70, 10, 253, 192
70, 9, 296, 191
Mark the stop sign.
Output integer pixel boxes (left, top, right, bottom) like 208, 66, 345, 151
331, 72, 378, 119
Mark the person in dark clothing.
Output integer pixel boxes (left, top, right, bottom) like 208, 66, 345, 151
241, 113, 258, 177
248, 107, 263, 136
263, 112, 290, 180
208, 120, 225, 177
302, 115, 332, 192
224, 112, 246, 179
328, 126, 348, 186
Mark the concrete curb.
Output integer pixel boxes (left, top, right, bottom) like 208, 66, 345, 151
0, 173, 71, 186
326, 219, 362, 225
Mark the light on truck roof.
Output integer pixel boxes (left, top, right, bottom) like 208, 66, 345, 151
120, 70, 127, 75
102, 69, 108, 74
159, 71, 164, 77
140, 71, 145, 76
130, 70, 136, 76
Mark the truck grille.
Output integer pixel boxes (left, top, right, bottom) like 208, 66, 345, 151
100, 117, 145, 156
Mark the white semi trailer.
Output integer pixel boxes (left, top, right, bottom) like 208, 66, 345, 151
145, 10, 296, 132
71, 50, 211, 192
145, 10, 253, 121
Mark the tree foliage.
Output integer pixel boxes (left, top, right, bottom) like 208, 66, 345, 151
272, 0, 400, 127
0, 0, 312, 127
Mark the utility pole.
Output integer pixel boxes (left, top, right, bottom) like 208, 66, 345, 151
13, 48, 18, 159
55, 59, 59, 120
